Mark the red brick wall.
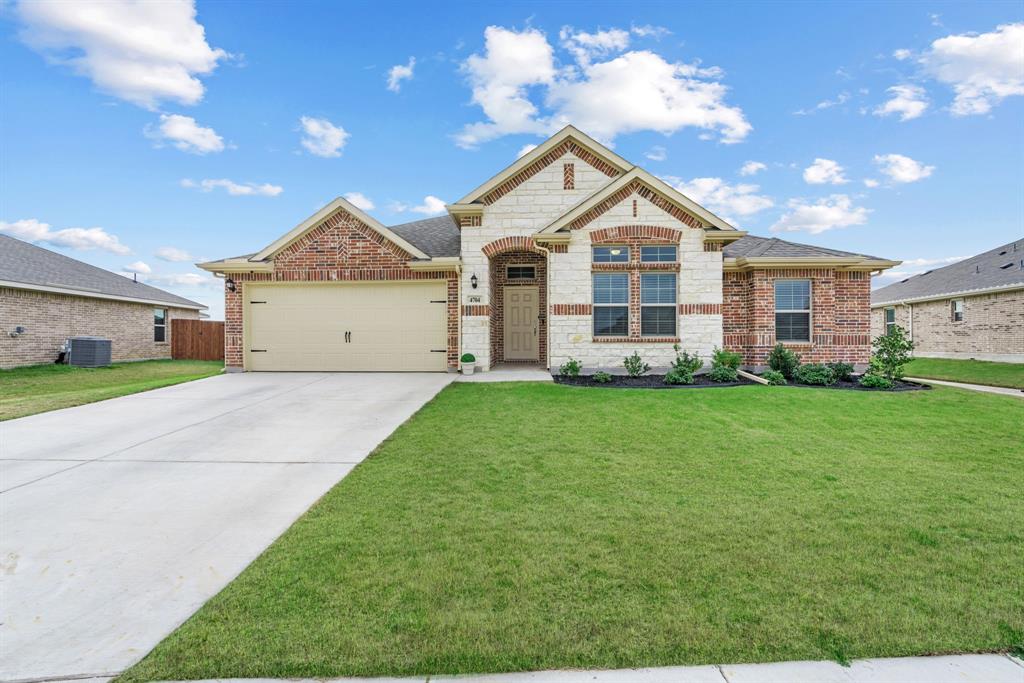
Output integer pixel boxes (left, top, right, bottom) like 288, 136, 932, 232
723, 268, 870, 366
223, 207, 459, 370
489, 251, 547, 365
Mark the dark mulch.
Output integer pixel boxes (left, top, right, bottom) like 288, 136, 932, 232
554, 373, 931, 391
787, 376, 931, 392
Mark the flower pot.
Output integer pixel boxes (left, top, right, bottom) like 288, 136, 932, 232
462, 363, 475, 375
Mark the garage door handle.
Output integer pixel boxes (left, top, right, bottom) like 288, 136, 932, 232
430, 299, 446, 303
345, 331, 351, 343
430, 349, 446, 353
250, 300, 267, 304
250, 349, 267, 352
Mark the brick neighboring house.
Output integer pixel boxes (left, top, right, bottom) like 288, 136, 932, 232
200, 126, 898, 373
871, 239, 1024, 363
0, 235, 205, 369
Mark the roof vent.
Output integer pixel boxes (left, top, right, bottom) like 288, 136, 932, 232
976, 265, 981, 273
1000, 262, 1013, 270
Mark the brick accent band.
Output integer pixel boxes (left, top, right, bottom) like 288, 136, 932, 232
460, 215, 482, 228
569, 180, 704, 231
563, 162, 575, 190
462, 304, 491, 316
679, 304, 722, 315
703, 242, 722, 252
551, 303, 592, 315
592, 336, 680, 344
590, 225, 682, 244
480, 140, 620, 205
482, 235, 544, 258
548, 243, 568, 253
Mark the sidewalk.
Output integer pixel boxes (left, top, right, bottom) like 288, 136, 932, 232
163, 654, 1024, 683
907, 376, 1024, 398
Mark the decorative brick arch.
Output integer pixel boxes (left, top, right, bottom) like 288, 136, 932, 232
482, 235, 547, 258
590, 225, 682, 244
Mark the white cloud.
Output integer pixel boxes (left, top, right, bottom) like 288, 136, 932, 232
920, 23, 1024, 115
156, 246, 192, 262
893, 49, 913, 61
147, 272, 220, 288
863, 178, 880, 188
412, 196, 446, 215
387, 57, 415, 92
343, 192, 375, 211
803, 158, 848, 185
299, 116, 349, 157
16, 0, 228, 109
455, 26, 750, 148
630, 24, 671, 39
739, 160, 766, 176
874, 84, 929, 121
873, 153, 935, 183
663, 176, 773, 224
180, 178, 283, 196
1, 218, 131, 254
516, 143, 538, 158
122, 260, 151, 274
645, 145, 667, 161
770, 195, 870, 234
145, 113, 224, 154
876, 255, 968, 279
559, 26, 631, 65
794, 91, 850, 115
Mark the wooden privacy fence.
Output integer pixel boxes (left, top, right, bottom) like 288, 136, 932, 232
172, 319, 224, 361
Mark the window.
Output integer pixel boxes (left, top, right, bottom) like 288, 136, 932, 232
154, 308, 167, 342
592, 246, 629, 263
593, 273, 628, 336
774, 280, 811, 342
951, 299, 964, 322
640, 245, 677, 262
884, 307, 896, 335
506, 265, 536, 280
640, 273, 676, 336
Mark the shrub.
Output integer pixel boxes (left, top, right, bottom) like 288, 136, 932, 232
711, 347, 743, 370
794, 363, 837, 386
708, 366, 738, 383
460, 353, 476, 363
663, 367, 694, 385
671, 344, 703, 374
559, 358, 582, 377
872, 326, 915, 380
767, 343, 801, 379
827, 362, 854, 382
761, 369, 787, 386
859, 373, 894, 389
623, 351, 650, 377
592, 371, 613, 384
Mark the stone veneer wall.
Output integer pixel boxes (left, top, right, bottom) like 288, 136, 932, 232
870, 289, 1024, 362
0, 286, 199, 368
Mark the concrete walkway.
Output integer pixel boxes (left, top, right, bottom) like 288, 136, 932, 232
160, 654, 1024, 683
0, 372, 453, 683
457, 363, 553, 383
907, 376, 1024, 398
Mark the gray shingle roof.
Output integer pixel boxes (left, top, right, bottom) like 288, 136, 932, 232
388, 215, 461, 258
723, 235, 884, 260
0, 234, 205, 309
872, 238, 1024, 305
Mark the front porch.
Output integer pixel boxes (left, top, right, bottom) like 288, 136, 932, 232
486, 246, 549, 369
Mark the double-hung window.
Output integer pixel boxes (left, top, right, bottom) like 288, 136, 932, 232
640, 245, 677, 263
884, 307, 896, 335
951, 299, 964, 322
592, 246, 629, 263
640, 273, 677, 336
593, 273, 629, 336
154, 308, 167, 342
774, 280, 811, 342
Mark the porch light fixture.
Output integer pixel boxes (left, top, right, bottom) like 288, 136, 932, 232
470, 274, 478, 289
225, 278, 237, 292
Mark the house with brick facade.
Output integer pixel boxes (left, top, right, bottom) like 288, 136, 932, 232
871, 239, 1024, 363
0, 235, 205, 369
199, 126, 898, 373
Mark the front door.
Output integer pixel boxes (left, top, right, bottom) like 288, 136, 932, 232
504, 286, 539, 361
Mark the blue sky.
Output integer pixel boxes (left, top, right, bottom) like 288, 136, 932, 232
2, 1, 1022, 320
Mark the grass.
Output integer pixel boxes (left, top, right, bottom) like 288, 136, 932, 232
0, 359, 223, 420
904, 357, 1024, 389
120, 383, 1024, 681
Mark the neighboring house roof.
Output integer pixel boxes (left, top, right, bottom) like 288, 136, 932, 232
0, 234, 206, 310
724, 235, 884, 260
871, 238, 1024, 306
389, 215, 461, 257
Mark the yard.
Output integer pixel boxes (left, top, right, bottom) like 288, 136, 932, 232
0, 360, 223, 420
905, 357, 1024, 389
120, 382, 1024, 681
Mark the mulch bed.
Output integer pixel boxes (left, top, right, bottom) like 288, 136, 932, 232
788, 376, 931, 392
553, 373, 931, 391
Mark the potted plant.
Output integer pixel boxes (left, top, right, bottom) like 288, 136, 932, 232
461, 352, 476, 375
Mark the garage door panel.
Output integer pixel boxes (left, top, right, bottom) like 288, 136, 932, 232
246, 282, 448, 372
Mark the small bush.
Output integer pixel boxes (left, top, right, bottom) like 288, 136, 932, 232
559, 358, 582, 377
592, 371, 613, 384
671, 344, 703, 374
794, 363, 837, 386
859, 373, 894, 389
708, 366, 738, 383
460, 352, 476, 363
768, 343, 801, 379
623, 351, 650, 377
761, 369, 787, 385
663, 367, 694, 385
827, 362, 854, 382
711, 347, 743, 370
872, 326, 915, 380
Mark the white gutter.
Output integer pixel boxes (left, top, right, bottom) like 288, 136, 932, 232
0, 279, 206, 310
872, 281, 1024, 307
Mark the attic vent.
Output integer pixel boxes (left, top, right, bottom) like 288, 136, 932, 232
999, 250, 1007, 255
1000, 262, 1013, 270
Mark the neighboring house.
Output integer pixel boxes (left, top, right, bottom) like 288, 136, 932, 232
200, 126, 898, 373
0, 235, 205, 368
871, 239, 1024, 363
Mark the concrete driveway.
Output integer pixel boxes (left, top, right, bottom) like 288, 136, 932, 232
0, 371, 453, 682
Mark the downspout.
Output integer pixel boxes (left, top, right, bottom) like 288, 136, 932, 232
534, 242, 552, 370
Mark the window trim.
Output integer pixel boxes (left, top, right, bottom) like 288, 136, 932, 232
774, 279, 812, 343
154, 307, 168, 344
951, 298, 964, 322
592, 272, 629, 337
640, 272, 677, 337
591, 245, 630, 263
884, 307, 896, 335
640, 245, 678, 263
505, 263, 537, 280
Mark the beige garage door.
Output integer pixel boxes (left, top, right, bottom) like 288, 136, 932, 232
245, 282, 448, 371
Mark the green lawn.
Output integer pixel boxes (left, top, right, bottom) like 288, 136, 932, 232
905, 357, 1024, 389
120, 383, 1024, 681
0, 360, 223, 420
